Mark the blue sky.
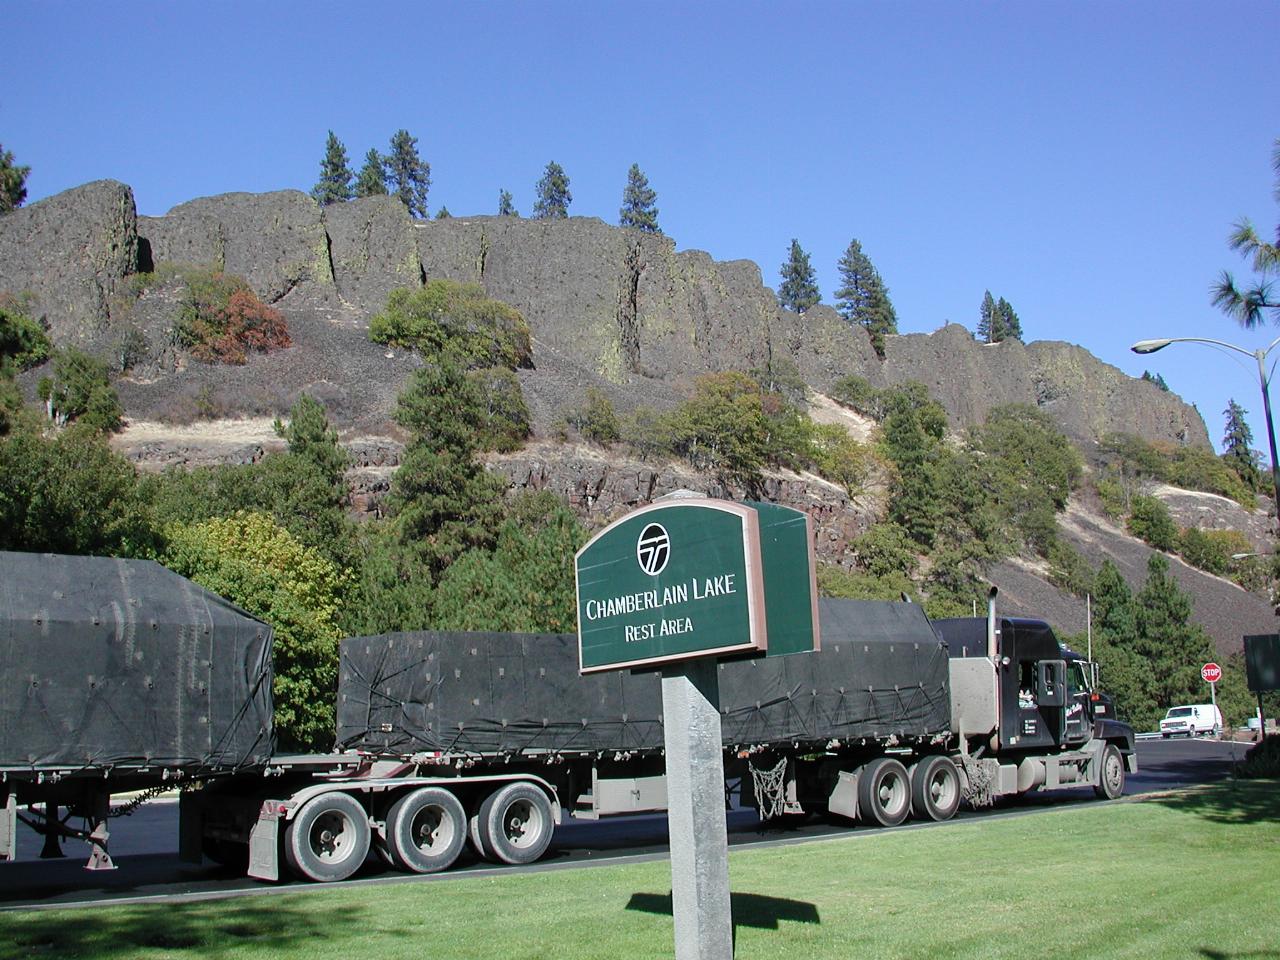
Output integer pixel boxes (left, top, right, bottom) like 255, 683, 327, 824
5, 1, 1279, 454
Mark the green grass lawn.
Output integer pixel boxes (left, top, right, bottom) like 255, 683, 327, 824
3, 781, 1277, 960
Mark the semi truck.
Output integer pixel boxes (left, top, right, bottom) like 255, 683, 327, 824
0, 551, 1135, 884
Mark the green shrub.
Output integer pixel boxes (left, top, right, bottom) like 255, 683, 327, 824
668, 372, 770, 483
567, 387, 621, 445
1164, 445, 1256, 507
817, 562, 917, 603
830, 374, 885, 419
1235, 735, 1280, 778
0, 295, 50, 372
468, 366, 531, 452
1127, 494, 1178, 550
1095, 476, 1129, 520
1098, 432, 1256, 508
36, 347, 122, 432
369, 280, 532, 370
1047, 539, 1095, 596
621, 406, 678, 461
162, 511, 347, 751
808, 423, 874, 496
1178, 526, 1252, 576
851, 522, 917, 578
172, 267, 291, 364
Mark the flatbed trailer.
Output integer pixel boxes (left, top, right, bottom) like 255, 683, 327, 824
2, 552, 1135, 884
197, 592, 1133, 883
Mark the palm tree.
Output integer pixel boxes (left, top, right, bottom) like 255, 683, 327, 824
1213, 138, 1279, 328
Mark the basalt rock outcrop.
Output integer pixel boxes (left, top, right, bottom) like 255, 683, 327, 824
0, 180, 138, 348
1, 181, 1209, 450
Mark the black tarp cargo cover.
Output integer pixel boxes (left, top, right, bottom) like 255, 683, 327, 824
0, 552, 274, 774
337, 598, 949, 756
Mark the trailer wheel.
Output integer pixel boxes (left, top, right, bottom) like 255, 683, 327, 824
473, 782, 555, 865
1094, 744, 1125, 801
385, 787, 466, 874
910, 755, 961, 822
857, 758, 911, 827
283, 792, 371, 882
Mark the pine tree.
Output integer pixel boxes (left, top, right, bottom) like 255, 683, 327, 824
1089, 559, 1151, 727
977, 290, 1000, 343
996, 297, 1022, 341
498, 189, 517, 216
354, 149, 387, 198
834, 239, 898, 357
0, 143, 30, 213
436, 207, 451, 220
777, 239, 820, 313
533, 162, 571, 219
1134, 552, 1216, 714
385, 130, 431, 218
310, 131, 353, 206
1222, 399, 1262, 489
1141, 371, 1170, 391
619, 164, 660, 232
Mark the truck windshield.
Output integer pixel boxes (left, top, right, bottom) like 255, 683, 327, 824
1167, 707, 1193, 718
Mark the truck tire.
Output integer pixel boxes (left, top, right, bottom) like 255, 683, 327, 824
909, 755, 961, 822
283, 791, 371, 882
385, 787, 466, 874
473, 782, 555, 865
857, 758, 911, 827
1093, 744, 1125, 801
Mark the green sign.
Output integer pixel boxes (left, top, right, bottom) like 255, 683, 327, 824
576, 500, 767, 673
746, 502, 820, 657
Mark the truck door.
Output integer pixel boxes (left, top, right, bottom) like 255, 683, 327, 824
1009, 659, 1059, 750
1063, 660, 1092, 745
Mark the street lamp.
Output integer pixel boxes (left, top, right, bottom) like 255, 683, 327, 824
1131, 334, 1280, 527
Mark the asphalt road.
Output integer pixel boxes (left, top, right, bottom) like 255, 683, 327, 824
0, 737, 1251, 910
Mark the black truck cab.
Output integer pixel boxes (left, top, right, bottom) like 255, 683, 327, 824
933, 617, 1099, 752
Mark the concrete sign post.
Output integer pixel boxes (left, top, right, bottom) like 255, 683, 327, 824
575, 497, 816, 960
662, 660, 733, 960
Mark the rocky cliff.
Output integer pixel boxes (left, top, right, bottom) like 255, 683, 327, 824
4, 181, 1269, 654
1, 181, 1209, 449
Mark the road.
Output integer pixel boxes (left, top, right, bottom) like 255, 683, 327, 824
0, 737, 1250, 910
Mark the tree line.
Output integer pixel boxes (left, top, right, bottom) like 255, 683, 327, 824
777, 237, 1025, 355
310, 130, 660, 232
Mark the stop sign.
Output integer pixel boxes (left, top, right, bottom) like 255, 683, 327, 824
1202, 662, 1222, 684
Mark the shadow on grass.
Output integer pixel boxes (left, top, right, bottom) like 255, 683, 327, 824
627, 890, 820, 931
1200, 950, 1280, 959
1144, 777, 1280, 825
0, 898, 355, 960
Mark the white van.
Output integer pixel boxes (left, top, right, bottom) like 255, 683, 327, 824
1159, 704, 1223, 738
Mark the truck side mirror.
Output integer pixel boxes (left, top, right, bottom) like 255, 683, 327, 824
1037, 659, 1066, 707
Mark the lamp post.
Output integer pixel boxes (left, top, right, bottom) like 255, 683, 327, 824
1131, 334, 1280, 527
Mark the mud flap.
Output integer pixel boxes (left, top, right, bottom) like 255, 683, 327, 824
0, 794, 15, 861
178, 791, 203, 864
828, 769, 860, 822
248, 800, 282, 881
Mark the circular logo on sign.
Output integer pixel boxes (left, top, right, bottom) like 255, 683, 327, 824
637, 523, 671, 576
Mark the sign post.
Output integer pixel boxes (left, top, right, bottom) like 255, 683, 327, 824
1198, 665, 1218, 732
661, 659, 733, 960
575, 497, 816, 960
1243, 635, 1280, 741
1202, 662, 1221, 732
